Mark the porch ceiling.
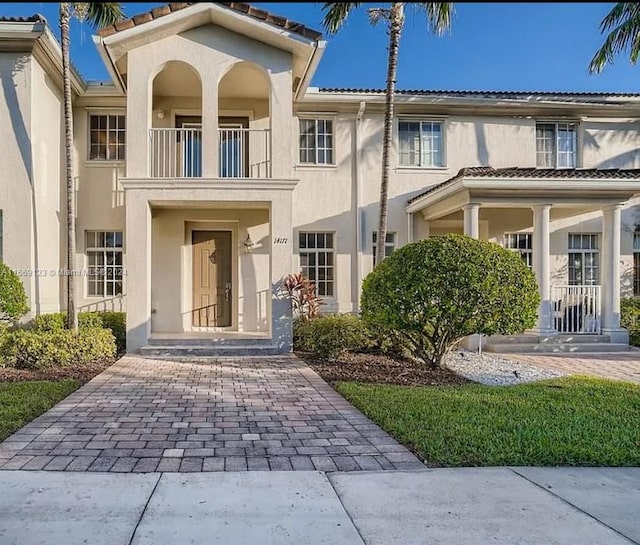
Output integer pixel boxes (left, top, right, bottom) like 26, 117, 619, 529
407, 166, 640, 221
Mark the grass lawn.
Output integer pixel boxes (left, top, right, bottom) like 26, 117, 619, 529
0, 380, 79, 442
336, 377, 640, 467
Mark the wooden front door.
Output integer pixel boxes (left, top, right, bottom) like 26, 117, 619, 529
192, 231, 232, 327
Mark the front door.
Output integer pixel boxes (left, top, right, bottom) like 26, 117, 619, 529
192, 231, 232, 327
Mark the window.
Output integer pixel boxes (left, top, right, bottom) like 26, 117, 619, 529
568, 233, 599, 285
299, 118, 333, 165
372, 232, 396, 265
634, 228, 640, 296
399, 120, 444, 167
536, 122, 577, 168
504, 233, 532, 269
86, 231, 124, 297
89, 114, 125, 161
299, 232, 334, 297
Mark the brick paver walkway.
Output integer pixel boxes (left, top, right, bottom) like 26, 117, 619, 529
508, 352, 640, 384
0, 356, 423, 473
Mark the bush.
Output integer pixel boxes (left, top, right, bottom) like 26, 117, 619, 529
621, 297, 640, 347
0, 327, 116, 370
361, 234, 540, 368
31, 311, 126, 352
0, 263, 28, 327
294, 314, 372, 359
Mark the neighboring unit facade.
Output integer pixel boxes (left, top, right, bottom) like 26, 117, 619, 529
1, 3, 640, 353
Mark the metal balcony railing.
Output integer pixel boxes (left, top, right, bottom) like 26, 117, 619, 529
149, 128, 271, 178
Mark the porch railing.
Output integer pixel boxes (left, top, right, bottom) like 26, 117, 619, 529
150, 128, 202, 178
149, 128, 271, 178
218, 128, 270, 178
551, 284, 601, 334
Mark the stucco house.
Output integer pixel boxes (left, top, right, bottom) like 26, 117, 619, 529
1, 3, 640, 355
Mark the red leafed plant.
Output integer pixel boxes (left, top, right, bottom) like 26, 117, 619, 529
284, 272, 324, 321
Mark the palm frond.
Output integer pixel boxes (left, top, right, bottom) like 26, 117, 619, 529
322, 2, 361, 34
85, 2, 124, 29
417, 2, 454, 36
589, 2, 640, 73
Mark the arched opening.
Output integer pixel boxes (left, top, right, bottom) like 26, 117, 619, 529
150, 60, 202, 177
218, 62, 271, 178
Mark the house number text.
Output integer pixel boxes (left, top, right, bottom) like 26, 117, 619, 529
273, 237, 288, 244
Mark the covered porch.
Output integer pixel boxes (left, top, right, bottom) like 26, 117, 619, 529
122, 179, 296, 353
406, 167, 640, 346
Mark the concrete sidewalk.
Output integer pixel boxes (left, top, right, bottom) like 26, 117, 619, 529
0, 467, 638, 545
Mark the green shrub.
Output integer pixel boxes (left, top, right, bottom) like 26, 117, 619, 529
31, 312, 66, 332
294, 314, 372, 359
361, 234, 540, 368
621, 297, 640, 347
93, 312, 126, 353
31, 311, 126, 352
0, 327, 116, 370
0, 263, 28, 327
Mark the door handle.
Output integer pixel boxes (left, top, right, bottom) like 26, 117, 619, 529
224, 283, 232, 301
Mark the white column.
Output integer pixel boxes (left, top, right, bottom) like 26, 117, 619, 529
201, 71, 218, 178
270, 193, 294, 351
125, 191, 152, 352
463, 203, 480, 239
601, 204, 628, 343
531, 204, 554, 334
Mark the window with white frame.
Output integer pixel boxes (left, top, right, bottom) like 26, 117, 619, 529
299, 118, 334, 165
398, 120, 444, 167
568, 233, 599, 285
504, 233, 532, 269
634, 227, 640, 296
535, 122, 577, 168
373, 232, 396, 265
89, 114, 125, 161
299, 232, 334, 297
86, 231, 124, 297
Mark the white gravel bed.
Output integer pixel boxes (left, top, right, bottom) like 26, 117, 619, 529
444, 350, 568, 386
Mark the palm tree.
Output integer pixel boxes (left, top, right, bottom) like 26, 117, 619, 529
589, 3, 640, 74
59, 3, 123, 329
323, 2, 454, 265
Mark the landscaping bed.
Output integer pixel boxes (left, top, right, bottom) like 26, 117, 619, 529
335, 377, 640, 467
0, 357, 114, 384
301, 351, 470, 386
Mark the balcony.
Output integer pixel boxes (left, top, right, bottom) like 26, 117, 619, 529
149, 127, 271, 179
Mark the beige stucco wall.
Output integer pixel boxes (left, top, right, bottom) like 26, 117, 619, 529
0, 52, 65, 316
150, 207, 270, 333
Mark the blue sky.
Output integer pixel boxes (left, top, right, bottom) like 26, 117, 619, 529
4, 2, 638, 92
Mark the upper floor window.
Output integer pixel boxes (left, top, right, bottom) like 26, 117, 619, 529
299, 118, 334, 165
86, 230, 124, 297
536, 122, 577, 168
399, 120, 444, 168
89, 114, 125, 161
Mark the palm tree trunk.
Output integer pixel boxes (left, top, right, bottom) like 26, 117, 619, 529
60, 3, 78, 330
376, 2, 404, 265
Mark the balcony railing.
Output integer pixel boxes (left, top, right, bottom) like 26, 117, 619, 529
149, 128, 271, 179
551, 284, 601, 334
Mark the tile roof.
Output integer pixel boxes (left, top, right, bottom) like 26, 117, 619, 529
319, 88, 640, 98
408, 167, 640, 204
98, 2, 322, 41
0, 14, 47, 23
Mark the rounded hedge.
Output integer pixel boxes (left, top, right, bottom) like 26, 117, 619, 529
361, 234, 540, 367
0, 262, 28, 326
